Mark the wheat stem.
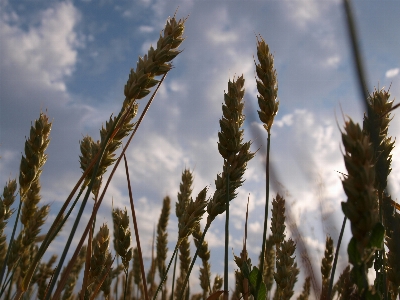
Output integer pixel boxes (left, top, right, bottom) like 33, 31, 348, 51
153, 244, 179, 300
328, 216, 347, 300
171, 250, 178, 299
224, 170, 230, 299
123, 154, 148, 300
256, 131, 270, 298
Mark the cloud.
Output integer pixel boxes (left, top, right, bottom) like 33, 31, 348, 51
0, 1, 82, 92
386, 68, 399, 78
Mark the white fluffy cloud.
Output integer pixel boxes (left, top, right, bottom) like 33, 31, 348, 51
0, 1, 82, 92
386, 68, 399, 78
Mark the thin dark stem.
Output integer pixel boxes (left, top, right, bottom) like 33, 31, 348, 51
255, 131, 271, 298
343, 0, 370, 113
179, 223, 210, 300
224, 167, 230, 299
124, 154, 149, 300
328, 216, 347, 299
153, 244, 179, 300
123, 270, 128, 300
171, 249, 178, 299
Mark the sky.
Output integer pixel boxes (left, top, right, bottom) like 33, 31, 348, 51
0, 0, 399, 297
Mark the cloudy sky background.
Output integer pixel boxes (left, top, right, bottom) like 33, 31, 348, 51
1, 0, 399, 297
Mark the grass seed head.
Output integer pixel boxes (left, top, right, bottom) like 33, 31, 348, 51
176, 168, 193, 224
179, 187, 207, 241
341, 118, 379, 254
112, 207, 133, 271
90, 223, 111, 290
207, 75, 255, 224
254, 35, 279, 133
363, 87, 394, 193
297, 276, 311, 300
19, 112, 51, 198
157, 196, 170, 281
274, 238, 299, 300
321, 236, 334, 299
270, 194, 286, 246
123, 16, 186, 106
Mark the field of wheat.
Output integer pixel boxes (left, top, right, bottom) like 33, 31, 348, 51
0, 1, 399, 300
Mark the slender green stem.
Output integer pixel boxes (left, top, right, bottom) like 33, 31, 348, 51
123, 270, 128, 300
328, 216, 347, 299
224, 167, 230, 299
171, 250, 178, 299
115, 256, 119, 300
153, 244, 179, 300
255, 131, 271, 298
179, 223, 210, 300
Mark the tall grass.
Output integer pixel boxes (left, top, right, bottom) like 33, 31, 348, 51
0, 2, 399, 300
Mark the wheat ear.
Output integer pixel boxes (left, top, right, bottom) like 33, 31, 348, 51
192, 222, 211, 298
19, 205, 49, 279
61, 245, 87, 300
273, 238, 299, 300
133, 247, 145, 298
32, 255, 57, 300
112, 207, 133, 300
270, 194, 286, 247
112, 207, 133, 272
174, 169, 193, 299
0, 112, 51, 292
341, 118, 382, 295
207, 75, 254, 224
362, 87, 395, 297
297, 277, 311, 300
156, 196, 170, 284
159, 188, 207, 300
331, 265, 355, 299
320, 236, 333, 300
0, 179, 17, 265
83, 224, 112, 299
